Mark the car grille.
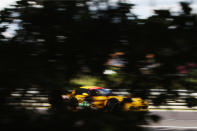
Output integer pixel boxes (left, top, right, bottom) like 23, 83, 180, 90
141, 106, 148, 109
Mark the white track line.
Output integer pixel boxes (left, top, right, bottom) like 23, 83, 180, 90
142, 125, 197, 129
149, 110, 197, 112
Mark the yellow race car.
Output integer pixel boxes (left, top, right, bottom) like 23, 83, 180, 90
61, 86, 148, 112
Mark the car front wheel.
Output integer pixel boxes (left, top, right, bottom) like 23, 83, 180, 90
106, 98, 121, 112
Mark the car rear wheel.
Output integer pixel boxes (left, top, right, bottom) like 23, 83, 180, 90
67, 97, 78, 111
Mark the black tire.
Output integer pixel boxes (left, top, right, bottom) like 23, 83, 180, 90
67, 97, 78, 110
106, 98, 121, 112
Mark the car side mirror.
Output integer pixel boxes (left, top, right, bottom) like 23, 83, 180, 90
82, 93, 88, 96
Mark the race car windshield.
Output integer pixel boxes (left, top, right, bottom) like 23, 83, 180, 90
91, 89, 112, 96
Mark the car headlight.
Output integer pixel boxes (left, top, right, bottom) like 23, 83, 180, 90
61, 95, 69, 99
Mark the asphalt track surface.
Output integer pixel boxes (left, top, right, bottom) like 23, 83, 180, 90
143, 110, 197, 131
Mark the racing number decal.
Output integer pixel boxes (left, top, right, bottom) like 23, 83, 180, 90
79, 101, 90, 107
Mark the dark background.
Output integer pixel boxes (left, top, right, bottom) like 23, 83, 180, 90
0, 0, 197, 130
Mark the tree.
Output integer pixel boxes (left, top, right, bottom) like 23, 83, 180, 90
1, 0, 197, 130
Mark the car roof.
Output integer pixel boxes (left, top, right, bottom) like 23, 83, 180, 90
80, 86, 105, 90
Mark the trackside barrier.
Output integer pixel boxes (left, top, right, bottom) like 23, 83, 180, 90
7, 88, 197, 112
